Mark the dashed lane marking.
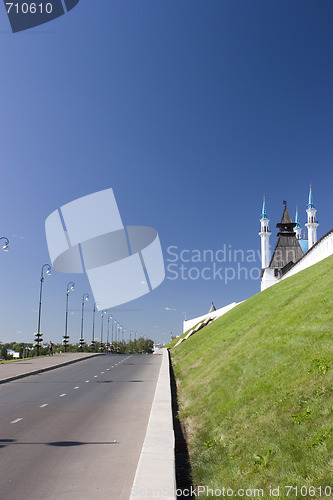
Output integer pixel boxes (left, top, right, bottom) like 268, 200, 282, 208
85, 380, 90, 383
40, 404, 48, 408
11, 418, 23, 424
59, 393, 67, 397
74, 386, 79, 390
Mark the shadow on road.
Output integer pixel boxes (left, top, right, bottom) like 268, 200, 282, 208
0, 439, 118, 447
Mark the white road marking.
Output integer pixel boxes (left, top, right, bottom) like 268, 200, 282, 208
11, 418, 23, 424
94, 375, 98, 378
107, 368, 110, 371
74, 386, 79, 390
40, 404, 48, 408
85, 380, 90, 383
59, 393, 66, 397
101, 371, 104, 374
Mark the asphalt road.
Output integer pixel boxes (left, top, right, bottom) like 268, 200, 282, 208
0, 354, 162, 500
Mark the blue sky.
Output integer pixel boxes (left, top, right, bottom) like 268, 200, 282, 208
0, 0, 332, 345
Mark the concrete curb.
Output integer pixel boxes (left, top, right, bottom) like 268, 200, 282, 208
0, 353, 102, 384
130, 348, 176, 500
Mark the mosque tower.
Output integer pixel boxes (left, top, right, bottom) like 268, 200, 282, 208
305, 185, 319, 249
259, 196, 271, 269
294, 207, 302, 240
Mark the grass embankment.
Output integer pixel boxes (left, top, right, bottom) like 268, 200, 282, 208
169, 255, 333, 498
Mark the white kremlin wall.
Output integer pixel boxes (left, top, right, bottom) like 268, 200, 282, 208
183, 301, 241, 333
281, 229, 333, 282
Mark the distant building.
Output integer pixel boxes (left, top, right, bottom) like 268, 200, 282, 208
7, 349, 20, 359
208, 302, 216, 313
260, 186, 333, 291
183, 301, 241, 333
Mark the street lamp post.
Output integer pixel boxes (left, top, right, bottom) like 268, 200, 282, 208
129, 330, 133, 353
112, 318, 115, 344
117, 323, 121, 353
35, 264, 51, 356
100, 310, 106, 351
114, 321, 117, 343
107, 314, 112, 349
91, 302, 97, 347
0, 237, 9, 252
79, 293, 89, 349
63, 282, 75, 352
112, 319, 117, 352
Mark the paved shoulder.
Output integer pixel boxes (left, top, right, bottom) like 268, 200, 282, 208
0, 353, 101, 384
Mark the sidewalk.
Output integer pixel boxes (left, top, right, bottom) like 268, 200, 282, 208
0, 352, 101, 384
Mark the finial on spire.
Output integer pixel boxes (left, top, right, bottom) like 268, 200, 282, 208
261, 195, 267, 219
308, 184, 315, 209
283, 200, 287, 208
295, 206, 300, 227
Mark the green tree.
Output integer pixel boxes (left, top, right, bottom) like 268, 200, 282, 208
1, 344, 8, 360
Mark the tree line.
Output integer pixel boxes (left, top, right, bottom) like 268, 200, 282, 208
0, 338, 154, 360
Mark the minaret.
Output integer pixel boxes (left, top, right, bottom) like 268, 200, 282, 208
305, 185, 319, 249
259, 196, 271, 269
294, 206, 302, 240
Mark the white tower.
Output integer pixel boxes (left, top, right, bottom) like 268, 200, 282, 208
305, 185, 318, 249
259, 196, 271, 269
294, 206, 302, 240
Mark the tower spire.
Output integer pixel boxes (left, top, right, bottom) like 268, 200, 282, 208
295, 205, 300, 225
261, 195, 267, 219
259, 195, 271, 269
305, 185, 318, 249
294, 205, 302, 240
308, 184, 315, 210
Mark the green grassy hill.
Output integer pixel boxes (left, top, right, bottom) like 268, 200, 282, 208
169, 255, 333, 498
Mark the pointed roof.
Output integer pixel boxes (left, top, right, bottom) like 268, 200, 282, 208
308, 185, 315, 209
208, 302, 216, 313
269, 201, 304, 273
261, 196, 268, 220
280, 207, 293, 225
276, 203, 295, 233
